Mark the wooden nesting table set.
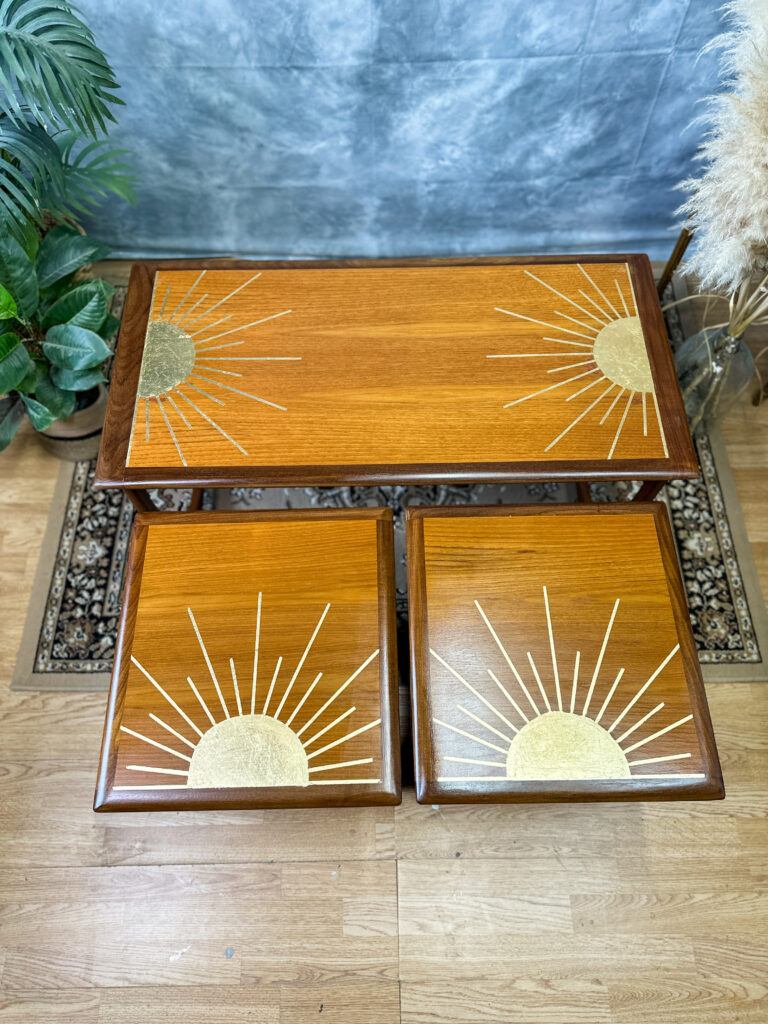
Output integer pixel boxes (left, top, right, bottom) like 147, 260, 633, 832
93, 256, 723, 811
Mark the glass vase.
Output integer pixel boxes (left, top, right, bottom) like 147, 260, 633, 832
674, 327, 754, 431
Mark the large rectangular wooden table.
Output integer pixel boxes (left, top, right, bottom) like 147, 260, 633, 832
95, 256, 697, 508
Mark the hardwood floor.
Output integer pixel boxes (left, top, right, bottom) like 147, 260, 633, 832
1, 274, 767, 1022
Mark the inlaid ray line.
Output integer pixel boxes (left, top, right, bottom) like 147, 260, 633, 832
149, 713, 196, 750
263, 656, 283, 715
608, 391, 635, 459
547, 360, 596, 373
196, 355, 302, 361
296, 649, 379, 737
126, 765, 189, 777
624, 262, 640, 316
553, 309, 600, 333
274, 604, 330, 720
229, 658, 242, 715
433, 717, 508, 755
195, 365, 243, 378
180, 380, 225, 406
616, 278, 630, 318
628, 752, 691, 767
475, 600, 541, 715
652, 391, 669, 458
158, 283, 171, 320
581, 598, 620, 717
120, 726, 192, 763
600, 386, 625, 424
487, 669, 530, 724
157, 400, 187, 466
503, 368, 599, 408
164, 390, 191, 428
523, 269, 609, 325
623, 714, 693, 754
130, 655, 204, 738
308, 758, 373, 773
546, 382, 614, 451
188, 607, 230, 719
308, 778, 380, 785
542, 337, 594, 348
187, 676, 216, 727
195, 309, 292, 347
306, 718, 381, 760
190, 374, 287, 412
642, 391, 648, 435
444, 756, 507, 768
594, 667, 625, 724
193, 272, 262, 322
168, 270, 206, 323
486, 352, 591, 358
608, 644, 680, 733
495, 307, 595, 340
542, 586, 562, 710
303, 706, 357, 749
458, 704, 515, 744
177, 292, 207, 326
190, 314, 232, 337
250, 592, 262, 715
578, 263, 621, 319
191, 340, 245, 353
570, 651, 580, 713
173, 387, 248, 456
526, 652, 551, 711
616, 702, 665, 744
565, 375, 611, 403
579, 289, 611, 322
126, 399, 138, 465
286, 672, 322, 727
430, 649, 518, 733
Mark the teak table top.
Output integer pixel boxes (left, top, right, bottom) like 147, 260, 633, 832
95, 256, 696, 490
407, 503, 723, 803
94, 508, 400, 811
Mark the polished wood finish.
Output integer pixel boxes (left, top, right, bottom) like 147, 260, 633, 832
95, 508, 400, 810
407, 504, 722, 803
658, 227, 694, 297
95, 255, 697, 490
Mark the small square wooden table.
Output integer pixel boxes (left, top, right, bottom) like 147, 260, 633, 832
95, 508, 400, 810
95, 256, 697, 509
407, 503, 723, 803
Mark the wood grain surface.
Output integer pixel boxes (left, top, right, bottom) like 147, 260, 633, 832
95, 509, 400, 810
95, 255, 697, 489
408, 504, 722, 803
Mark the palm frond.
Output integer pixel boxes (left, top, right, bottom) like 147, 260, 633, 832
0, 113, 66, 226
0, 0, 123, 138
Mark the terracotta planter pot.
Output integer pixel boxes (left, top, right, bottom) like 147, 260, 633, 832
37, 383, 108, 461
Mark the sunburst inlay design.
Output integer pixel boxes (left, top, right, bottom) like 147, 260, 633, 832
127, 271, 301, 467
116, 597, 382, 790
488, 263, 667, 459
431, 587, 703, 783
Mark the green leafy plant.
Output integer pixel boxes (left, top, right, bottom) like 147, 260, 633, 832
0, 224, 117, 450
0, 0, 135, 233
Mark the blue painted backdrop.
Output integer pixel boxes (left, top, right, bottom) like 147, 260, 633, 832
79, 0, 724, 260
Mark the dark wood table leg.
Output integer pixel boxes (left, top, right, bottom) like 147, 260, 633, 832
576, 482, 593, 503
126, 488, 157, 513
633, 480, 665, 502
187, 488, 204, 512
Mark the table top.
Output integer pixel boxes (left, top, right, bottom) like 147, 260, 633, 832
94, 508, 400, 811
407, 503, 722, 803
95, 256, 697, 489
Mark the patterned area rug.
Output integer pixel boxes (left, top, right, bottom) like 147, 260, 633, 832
12, 287, 768, 691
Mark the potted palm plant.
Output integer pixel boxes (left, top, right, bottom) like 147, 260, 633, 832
0, 0, 134, 457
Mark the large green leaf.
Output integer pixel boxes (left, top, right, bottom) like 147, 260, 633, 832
35, 372, 75, 417
43, 322, 111, 369
42, 279, 112, 330
0, 283, 17, 319
0, 331, 32, 392
36, 227, 110, 289
0, 233, 39, 318
0, 394, 25, 450
15, 353, 45, 393
0, 0, 123, 137
50, 364, 106, 391
96, 311, 120, 340
21, 392, 56, 430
